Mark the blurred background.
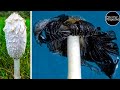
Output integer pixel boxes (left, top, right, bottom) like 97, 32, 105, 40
0, 11, 30, 79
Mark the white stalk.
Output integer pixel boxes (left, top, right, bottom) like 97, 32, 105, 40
67, 36, 81, 79
14, 59, 21, 79
3, 12, 27, 79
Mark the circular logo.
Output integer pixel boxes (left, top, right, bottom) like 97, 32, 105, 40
105, 11, 120, 26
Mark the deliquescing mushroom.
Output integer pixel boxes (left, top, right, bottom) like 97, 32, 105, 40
34, 14, 119, 79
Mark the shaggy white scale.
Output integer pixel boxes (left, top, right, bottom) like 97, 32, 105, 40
3, 12, 27, 79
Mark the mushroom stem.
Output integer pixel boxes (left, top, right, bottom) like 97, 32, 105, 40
14, 59, 21, 79
67, 36, 81, 79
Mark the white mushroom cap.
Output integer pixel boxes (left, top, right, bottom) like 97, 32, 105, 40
3, 12, 27, 59
5, 12, 25, 22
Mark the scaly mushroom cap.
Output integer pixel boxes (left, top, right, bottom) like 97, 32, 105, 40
3, 12, 27, 59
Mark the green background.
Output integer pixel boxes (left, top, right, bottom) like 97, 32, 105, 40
0, 11, 30, 79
